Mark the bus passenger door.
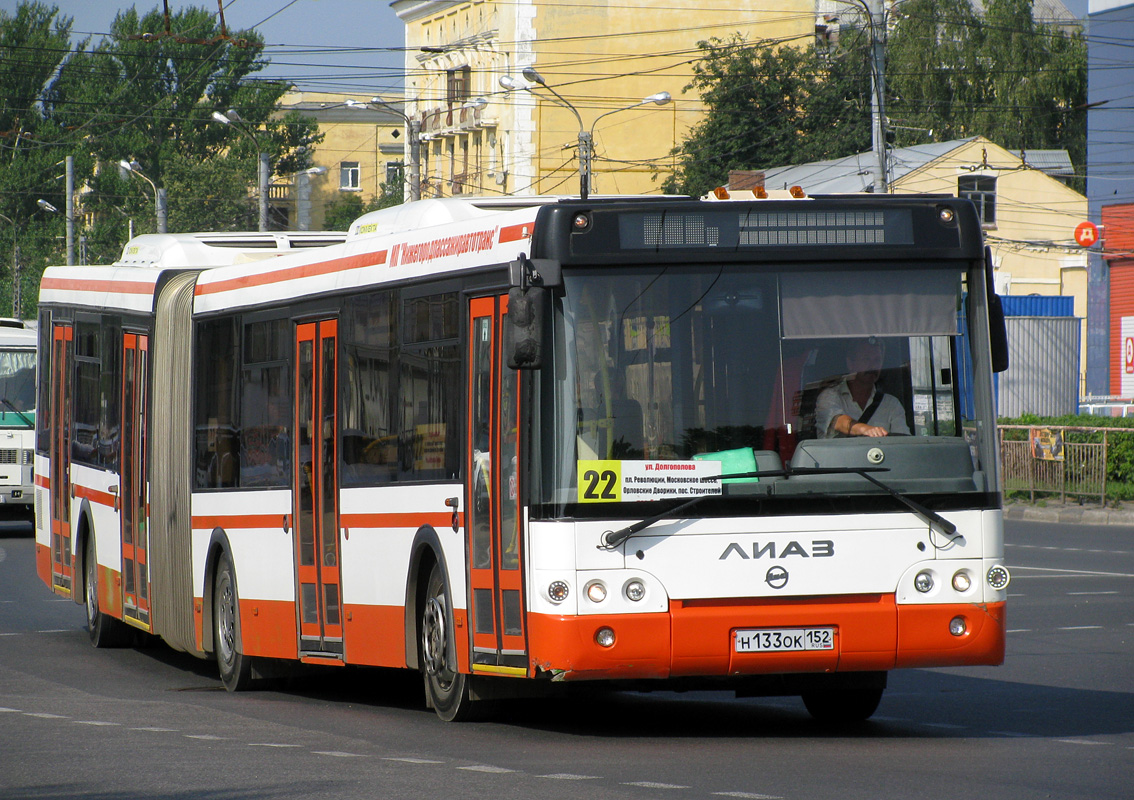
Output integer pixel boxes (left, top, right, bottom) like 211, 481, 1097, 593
120, 332, 150, 628
466, 295, 528, 674
293, 319, 343, 658
49, 323, 73, 595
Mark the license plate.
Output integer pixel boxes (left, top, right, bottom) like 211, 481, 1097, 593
734, 627, 835, 653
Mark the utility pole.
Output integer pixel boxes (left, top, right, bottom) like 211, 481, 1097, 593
65, 155, 74, 265
867, 0, 888, 193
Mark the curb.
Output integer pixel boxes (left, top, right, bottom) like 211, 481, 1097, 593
1003, 502, 1134, 527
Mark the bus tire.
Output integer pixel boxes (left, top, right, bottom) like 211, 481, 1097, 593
421, 564, 477, 721
213, 551, 254, 692
801, 685, 884, 724
85, 532, 130, 648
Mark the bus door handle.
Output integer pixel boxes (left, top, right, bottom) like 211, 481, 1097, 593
109, 485, 119, 512
445, 497, 460, 532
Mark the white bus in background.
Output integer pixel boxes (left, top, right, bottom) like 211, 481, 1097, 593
0, 319, 37, 516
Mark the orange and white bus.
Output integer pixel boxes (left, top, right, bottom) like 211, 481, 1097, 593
36, 194, 1010, 722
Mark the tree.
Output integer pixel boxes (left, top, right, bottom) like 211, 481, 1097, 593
47, 5, 323, 262
662, 32, 873, 197
886, 0, 1086, 171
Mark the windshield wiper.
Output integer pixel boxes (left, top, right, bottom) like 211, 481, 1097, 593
601, 495, 709, 549
1, 398, 33, 428
599, 464, 958, 550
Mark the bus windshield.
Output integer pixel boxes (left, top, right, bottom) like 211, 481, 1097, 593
543, 262, 992, 509
0, 348, 36, 427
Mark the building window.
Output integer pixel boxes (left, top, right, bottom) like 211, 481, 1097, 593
340, 161, 360, 191
958, 175, 996, 226
385, 161, 404, 187
447, 66, 470, 105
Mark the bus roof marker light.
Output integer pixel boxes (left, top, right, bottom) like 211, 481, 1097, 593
572, 213, 590, 232
938, 206, 956, 224
789, 186, 806, 198
986, 565, 1010, 590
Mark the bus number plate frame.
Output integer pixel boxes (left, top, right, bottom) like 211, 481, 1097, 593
734, 627, 835, 653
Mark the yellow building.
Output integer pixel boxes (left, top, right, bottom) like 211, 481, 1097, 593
275, 91, 406, 230
389, 0, 815, 198
754, 136, 1090, 391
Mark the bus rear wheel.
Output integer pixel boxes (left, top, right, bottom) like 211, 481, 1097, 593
213, 552, 254, 691
421, 565, 477, 721
85, 533, 129, 648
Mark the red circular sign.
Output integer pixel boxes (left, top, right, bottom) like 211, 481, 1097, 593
1075, 221, 1099, 247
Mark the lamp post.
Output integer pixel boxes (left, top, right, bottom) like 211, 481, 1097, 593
347, 98, 422, 202
211, 109, 270, 231
501, 69, 671, 200
119, 159, 168, 233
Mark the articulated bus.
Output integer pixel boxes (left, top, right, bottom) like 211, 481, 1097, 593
0, 320, 37, 516
36, 194, 1010, 722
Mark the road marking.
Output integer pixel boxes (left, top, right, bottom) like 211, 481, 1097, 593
1010, 565, 1134, 579
458, 765, 516, 774
24, 712, 67, 719
36, 629, 71, 633
131, 727, 178, 732
1006, 629, 1033, 633
537, 773, 601, 780
248, 743, 301, 748
73, 720, 119, 726
184, 734, 226, 740
622, 781, 691, 789
1067, 591, 1119, 596
1057, 738, 1112, 746
382, 757, 445, 765
1057, 626, 1103, 630
713, 793, 784, 799
0, 707, 21, 712
313, 751, 365, 758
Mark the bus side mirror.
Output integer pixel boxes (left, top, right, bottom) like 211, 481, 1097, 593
985, 247, 1009, 373
507, 286, 546, 370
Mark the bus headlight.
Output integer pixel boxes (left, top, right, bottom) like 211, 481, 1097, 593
624, 579, 646, 602
595, 627, 615, 647
585, 580, 608, 603
951, 571, 972, 593
949, 616, 968, 636
547, 581, 570, 603
914, 570, 934, 593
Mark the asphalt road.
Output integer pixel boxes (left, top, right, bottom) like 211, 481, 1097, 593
0, 517, 1130, 800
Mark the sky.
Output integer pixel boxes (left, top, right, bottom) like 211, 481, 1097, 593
6, 0, 408, 96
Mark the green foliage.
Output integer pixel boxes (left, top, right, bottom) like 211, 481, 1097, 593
663, 32, 873, 197
887, 0, 1086, 179
322, 181, 405, 231
0, 2, 326, 309
1000, 415, 1134, 501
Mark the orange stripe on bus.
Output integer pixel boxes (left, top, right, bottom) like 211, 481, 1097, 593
340, 511, 461, 529
195, 250, 388, 296
40, 277, 157, 294
35, 474, 50, 489
73, 483, 117, 509
498, 223, 533, 243
191, 514, 285, 530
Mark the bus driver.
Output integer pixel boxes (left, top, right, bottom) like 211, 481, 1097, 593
815, 337, 909, 438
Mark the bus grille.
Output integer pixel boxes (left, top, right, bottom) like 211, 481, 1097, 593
0, 450, 17, 465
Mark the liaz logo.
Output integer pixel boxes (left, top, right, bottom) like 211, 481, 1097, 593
719, 540, 835, 560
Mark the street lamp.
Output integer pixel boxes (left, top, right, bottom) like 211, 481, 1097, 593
211, 109, 270, 231
500, 68, 671, 200
118, 159, 167, 234
346, 97, 422, 202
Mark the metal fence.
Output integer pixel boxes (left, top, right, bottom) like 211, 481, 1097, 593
999, 425, 1116, 503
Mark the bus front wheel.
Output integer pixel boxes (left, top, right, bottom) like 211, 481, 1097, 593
421, 565, 477, 721
801, 686, 884, 724
213, 552, 254, 691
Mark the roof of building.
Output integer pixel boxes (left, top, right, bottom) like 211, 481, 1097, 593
754, 138, 1074, 194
